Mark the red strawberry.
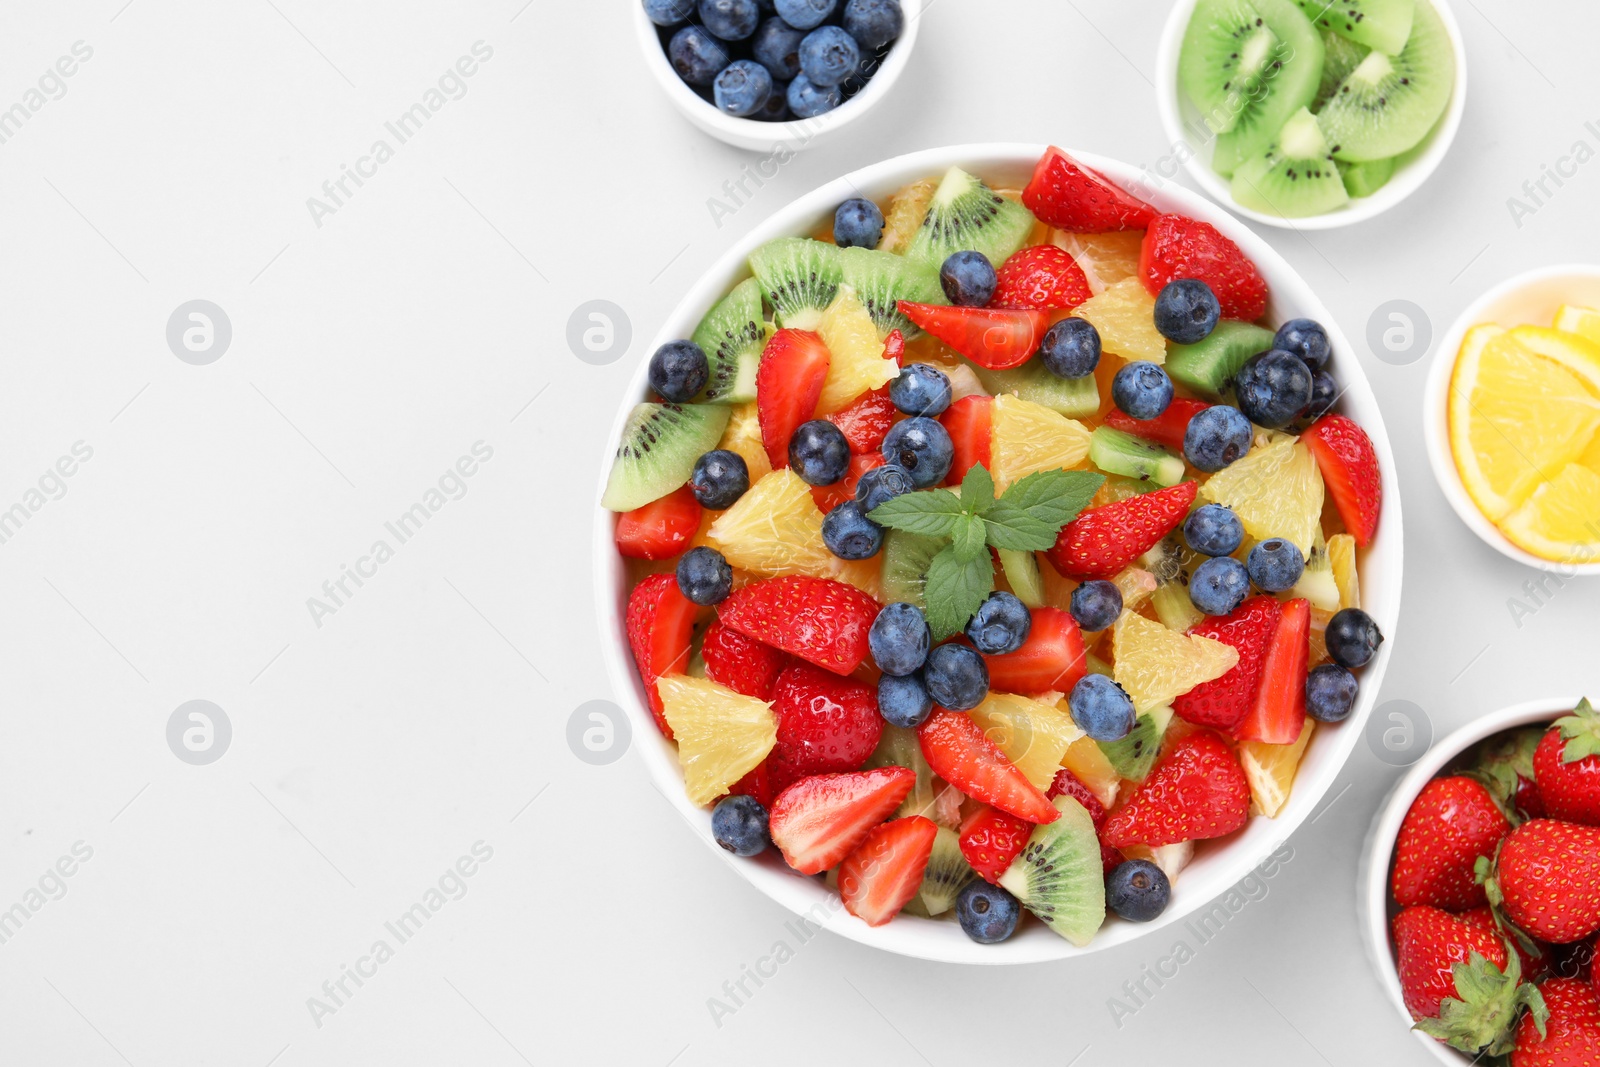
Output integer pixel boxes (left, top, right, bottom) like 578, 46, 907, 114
941, 395, 993, 486
768, 766, 916, 875
1302, 414, 1383, 548
1103, 398, 1211, 454
1461, 906, 1546, 984
1533, 700, 1600, 827
1234, 597, 1310, 745
701, 620, 790, 701
811, 451, 885, 514
958, 804, 1034, 884
625, 574, 701, 737
1021, 146, 1157, 233
827, 387, 896, 454
1139, 214, 1269, 322
992, 245, 1093, 311
1048, 768, 1107, 827
883, 328, 905, 367
919, 710, 1059, 824
983, 607, 1088, 695
838, 815, 938, 927
1491, 820, 1600, 944
719, 576, 880, 676
1392, 777, 1512, 910
1394, 905, 1542, 1054
727, 761, 778, 807
1514, 978, 1600, 1067
896, 302, 1049, 370
758, 329, 830, 470
614, 484, 702, 560
770, 662, 882, 778
1477, 727, 1548, 820
1173, 596, 1281, 732
1048, 480, 1198, 580
1102, 732, 1250, 849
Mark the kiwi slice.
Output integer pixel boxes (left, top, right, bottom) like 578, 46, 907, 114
867, 723, 938, 820
882, 529, 943, 609
1292, 529, 1342, 610
749, 237, 842, 329
1339, 156, 1396, 197
907, 827, 977, 917
962, 358, 1100, 419
692, 278, 766, 405
838, 246, 945, 339
1294, 0, 1414, 55
907, 167, 1036, 268
1313, 27, 1370, 109
1098, 707, 1174, 782
997, 796, 1106, 945
1318, 0, 1453, 162
1166, 321, 1277, 398
1140, 537, 1205, 632
1197, 0, 1325, 177
601, 402, 731, 512
1179, 0, 1287, 136
1231, 107, 1351, 218
1090, 426, 1187, 487
999, 549, 1046, 609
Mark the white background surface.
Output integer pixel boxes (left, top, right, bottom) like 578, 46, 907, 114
0, 1, 1596, 1064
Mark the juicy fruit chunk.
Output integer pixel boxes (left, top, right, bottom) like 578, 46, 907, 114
997, 796, 1107, 945
603, 402, 732, 512
1113, 611, 1240, 712
750, 237, 843, 329
1340, 157, 1396, 198
959, 804, 1035, 884
627, 573, 702, 735
1303, 414, 1384, 547
770, 662, 882, 778
1232, 108, 1350, 218
918, 710, 1059, 824
1204, 0, 1325, 174
1166, 321, 1277, 399
911, 826, 976, 915
718, 576, 880, 675
816, 287, 900, 414
966, 693, 1084, 790
1502, 463, 1600, 564
1054, 231, 1144, 293
965, 357, 1101, 420
615, 484, 701, 560
1555, 303, 1600, 346
708, 468, 836, 579
941, 394, 993, 485
702, 620, 790, 701
768, 766, 917, 875
898, 302, 1050, 371
757, 329, 831, 470
1173, 595, 1282, 731
989, 393, 1093, 492
907, 166, 1036, 267
657, 675, 778, 806
1180, 0, 1285, 136
1050, 480, 1198, 580
838, 816, 939, 927
878, 177, 936, 255
992, 245, 1093, 312
1090, 426, 1186, 487
1200, 436, 1325, 553
982, 607, 1090, 695
1510, 325, 1600, 395
1295, 0, 1414, 54
1022, 147, 1157, 233
1239, 722, 1314, 817
1318, 0, 1453, 162
1328, 532, 1360, 608
1139, 214, 1270, 323
716, 400, 772, 486
1071, 277, 1168, 363
1104, 397, 1212, 453
1103, 732, 1252, 848
1235, 597, 1310, 745
1099, 706, 1174, 782
693, 277, 765, 404
1061, 733, 1122, 807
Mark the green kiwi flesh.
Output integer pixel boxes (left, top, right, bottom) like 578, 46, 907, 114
881, 529, 943, 609
1317, 0, 1453, 162
962, 357, 1100, 419
1098, 707, 1175, 781
1166, 321, 1277, 398
1090, 427, 1188, 487
996, 796, 1106, 945
749, 237, 842, 329
906, 167, 1036, 268
1231, 107, 1351, 217
1294, 0, 1415, 55
999, 549, 1046, 609
602, 402, 731, 512
907, 827, 977, 917
1313, 27, 1371, 110
1338, 156, 1397, 197
692, 278, 766, 404
1202, 0, 1326, 176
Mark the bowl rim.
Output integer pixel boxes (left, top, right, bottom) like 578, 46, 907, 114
1358, 695, 1582, 1065
1421, 262, 1600, 576
592, 142, 1405, 963
1152, 0, 1468, 230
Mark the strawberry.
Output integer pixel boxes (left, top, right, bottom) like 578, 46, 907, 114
838, 815, 938, 927
1173, 596, 1281, 732
918, 710, 1059, 824
992, 245, 1093, 311
1139, 214, 1269, 322
1392, 777, 1512, 910
758, 329, 830, 470
614, 485, 702, 560
1477, 727, 1548, 821
982, 607, 1088, 695
1533, 700, 1600, 827
770, 662, 882, 778
701, 620, 790, 701
1048, 480, 1198, 580
1302, 414, 1383, 548
727, 760, 778, 807
1102, 732, 1250, 849
883, 328, 905, 367
768, 766, 916, 875
1490, 820, 1600, 944
1462, 906, 1546, 984
1048, 768, 1107, 827
1103, 398, 1211, 454
1021, 146, 1157, 233
1234, 597, 1310, 745
811, 451, 885, 513
826, 387, 896, 455
719, 576, 880, 676
895, 302, 1050, 371
1394, 905, 1543, 1055
940, 395, 993, 487
958, 804, 1035, 884
625, 573, 701, 737
1514, 978, 1598, 1067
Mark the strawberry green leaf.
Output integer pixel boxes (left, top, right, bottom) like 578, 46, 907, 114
868, 488, 965, 538
1413, 949, 1545, 1056
950, 513, 988, 562
924, 543, 995, 641
998, 469, 1105, 529
1556, 697, 1600, 763
960, 463, 996, 515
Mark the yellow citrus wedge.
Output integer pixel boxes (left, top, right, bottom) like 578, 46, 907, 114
716, 401, 772, 487
1112, 611, 1239, 712
658, 675, 777, 806
990, 393, 1092, 491
877, 178, 936, 255
1113, 567, 1159, 612
1052, 231, 1144, 294
1199, 436, 1325, 554
1582, 429, 1600, 476
1555, 304, 1600, 346
1328, 532, 1360, 610
1499, 463, 1600, 564
1240, 723, 1314, 818
1509, 325, 1600, 396
816, 286, 898, 414
1071, 277, 1168, 363
1059, 733, 1121, 808
967, 693, 1084, 790
707, 468, 835, 578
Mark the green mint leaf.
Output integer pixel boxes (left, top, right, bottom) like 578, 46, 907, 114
867, 488, 964, 538
924, 543, 994, 641
1000, 469, 1106, 529
950, 513, 988, 562
980, 500, 1061, 552
960, 463, 996, 515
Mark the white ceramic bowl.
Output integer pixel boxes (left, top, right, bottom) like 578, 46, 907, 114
593, 144, 1405, 963
1358, 696, 1577, 1065
1154, 0, 1467, 230
633, 0, 922, 154
1423, 264, 1600, 576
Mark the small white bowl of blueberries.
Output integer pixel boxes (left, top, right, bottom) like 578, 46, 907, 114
636, 0, 920, 153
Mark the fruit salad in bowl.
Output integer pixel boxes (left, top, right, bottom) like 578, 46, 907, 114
595, 144, 1402, 962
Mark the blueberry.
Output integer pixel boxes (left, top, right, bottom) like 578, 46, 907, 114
1183, 405, 1252, 473
822, 500, 883, 559
688, 449, 750, 509
881, 417, 953, 488
1038, 318, 1102, 380
648, 340, 710, 402
789, 419, 850, 485
1106, 859, 1170, 922
856, 462, 915, 512
1184, 503, 1244, 557
756, 85, 792, 121
1190, 556, 1249, 616
644, 0, 697, 26
939, 251, 997, 307
1112, 361, 1174, 421
1325, 608, 1383, 669
956, 881, 1020, 943
752, 17, 805, 80
890, 363, 953, 416
1234, 350, 1313, 430
787, 74, 842, 117
677, 546, 733, 605
965, 592, 1031, 655
1068, 674, 1136, 742
923, 643, 988, 711
878, 672, 933, 727
1153, 279, 1221, 345
870, 602, 930, 676
1274, 317, 1331, 370
1303, 370, 1338, 421
834, 197, 884, 249
1306, 664, 1358, 723
1245, 538, 1304, 593
843, 0, 903, 49
798, 25, 860, 86
698, 0, 760, 39
713, 59, 773, 117
775, 0, 836, 30
668, 25, 732, 86
711, 795, 770, 857
1070, 580, 1123, 633
840, 50, 877, 94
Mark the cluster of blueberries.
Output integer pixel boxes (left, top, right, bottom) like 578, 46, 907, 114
645, 0, 904, 121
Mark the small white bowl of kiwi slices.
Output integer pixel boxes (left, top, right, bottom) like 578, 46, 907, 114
1156, 0, 1467, 229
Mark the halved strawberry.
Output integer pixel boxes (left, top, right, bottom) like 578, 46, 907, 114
1173, 596, 1281, 732
838, 815, 938, 926
883, 328, 906, 367
614, 484, 702, 560
1104, 398, 1211, 454
758, 329, 831, 470
1047, 480, 1198, 580
896, 302, 1049, 370
1234, 598, 1310, 745
1139, 214, 1269, 322
768, 766, 917, 875
701, 620, 790, 702
958, 805, 1034, 884
826, 387, 896, 454
1048, 769, 1107, 827
940, 395, 993, 487
812, 451, 885, 513
992, 245, 1093, 311
983, 607, 1087, 695
1102, 732, 1251, 848
1302, 414, 1382, 548
919, 710, 1058, 824
1021, 146, 1157, 233
719, 576, 880, 675
625, 574, 702, 737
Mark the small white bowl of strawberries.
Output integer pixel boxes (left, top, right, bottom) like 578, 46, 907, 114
1362, 696, 1600, 1064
